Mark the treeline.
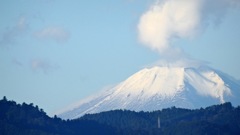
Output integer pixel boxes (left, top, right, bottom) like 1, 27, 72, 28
0, 96, 240, 135
0, 96, 115, 135
81, 104, 240, 134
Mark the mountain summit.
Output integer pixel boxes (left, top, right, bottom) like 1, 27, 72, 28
58, 66, 240, 119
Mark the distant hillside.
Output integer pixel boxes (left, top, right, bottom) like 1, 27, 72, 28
1, 96, 240, 135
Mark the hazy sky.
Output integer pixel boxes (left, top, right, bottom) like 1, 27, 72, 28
1, 0, 240, 115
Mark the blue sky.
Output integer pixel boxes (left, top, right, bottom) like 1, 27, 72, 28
1, 0, 240, 115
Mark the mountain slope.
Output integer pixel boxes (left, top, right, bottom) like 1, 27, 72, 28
58, 66, 240, 119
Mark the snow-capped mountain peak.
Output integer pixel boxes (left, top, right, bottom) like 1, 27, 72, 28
119, 67, 185, 98
58, 66, 240, 120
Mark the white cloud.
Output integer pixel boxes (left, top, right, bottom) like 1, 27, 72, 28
35, 26, 70, 43
138, 0, 240, 54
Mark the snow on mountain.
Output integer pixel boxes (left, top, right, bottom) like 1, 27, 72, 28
58, 66, 240, 120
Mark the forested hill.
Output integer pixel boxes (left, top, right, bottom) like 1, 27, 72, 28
0, 97, 115, 135
81, 104, 240, 134
1, 97, 240, 135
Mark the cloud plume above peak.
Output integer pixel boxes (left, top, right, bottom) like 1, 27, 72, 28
138, 0, 240, 53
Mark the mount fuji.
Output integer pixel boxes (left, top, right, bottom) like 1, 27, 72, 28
58, 66, 240, 120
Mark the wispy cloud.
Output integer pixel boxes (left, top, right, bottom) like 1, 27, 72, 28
31, 59, 59, 74
34, 26, 70, 43
0, 16, 28, 47
12, 59, 24, 67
